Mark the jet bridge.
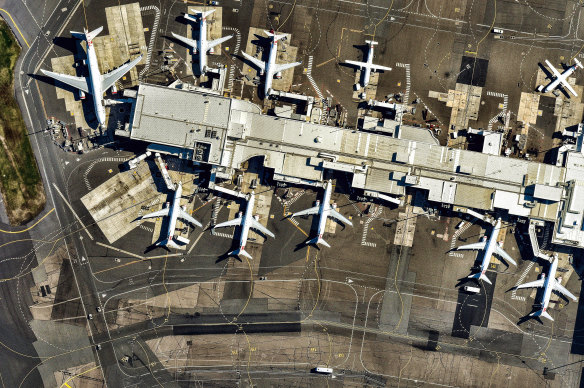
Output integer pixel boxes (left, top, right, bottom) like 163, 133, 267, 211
155, 152, 176, 191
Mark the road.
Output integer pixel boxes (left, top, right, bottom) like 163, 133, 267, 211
1, 0, 123, 386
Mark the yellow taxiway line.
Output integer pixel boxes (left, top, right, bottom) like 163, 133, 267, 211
0, 9, 30, 48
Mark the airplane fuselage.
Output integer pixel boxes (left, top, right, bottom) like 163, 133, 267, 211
539, 258, 558, 313
543, 64, 578, 93
361, 44, 375, 88
164, 182, 183, 243
263, 38, 279, 96
85, 39, 106, 125
198, 16, 208, 73
478, 218, 502, 276
316, 181, 333, 240
239, 194, 255, 252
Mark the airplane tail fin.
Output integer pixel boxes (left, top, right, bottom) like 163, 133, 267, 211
229, 248, 253, 260
71, 26, 103, 42
530, 309, 554, 321
307, 236, 331, 248
157, 239, 181, 250
264, 30, 286, 42
468, 272, 492, 285
192, 9, 215, 19
365, 40, 379, 45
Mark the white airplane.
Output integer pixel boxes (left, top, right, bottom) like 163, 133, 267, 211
171, 10, 232, 74
141, 181, 202, 249
537, 58, 583, 97
291, 180, 353, 248
213, 192, 275, 259
344, 40, 392, 91
41, 27, 142, 126
241, 30, 302, 97
454, 218, 516, 284
515, 256, 577, 321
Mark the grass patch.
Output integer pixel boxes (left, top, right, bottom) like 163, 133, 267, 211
0, 20, 45, 225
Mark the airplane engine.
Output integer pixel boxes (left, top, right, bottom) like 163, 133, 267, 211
78, 90, 86, 100
260, 69, 265, 76
181, 205, 187, 211
354, 83, 362, 91
275, 71, 282, 79
209, 47, 215, 54
331, 203, 337, 209
238, 211, 243, 218
254, 215, 259, 221
165, 202, 170, 208
315, 200, 321, 207
111, 83, 117, 94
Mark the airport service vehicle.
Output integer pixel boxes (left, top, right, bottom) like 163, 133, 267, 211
141, 181, 202, 249
344, 40, 392, 91
453, 218, 516, 284
463, 286, 480, 294
41, 26, 142, 126
291, 180, 352, 248
241, 30, 302, 97
212, 192, 275, 259
171, 9, 232, 74
515, 256, 577, 321
538, 58, 583, 97
312, 367, 333, 375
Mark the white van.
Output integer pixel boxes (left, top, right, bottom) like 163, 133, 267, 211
492, 28, 504, 34
464, 286, 480, 294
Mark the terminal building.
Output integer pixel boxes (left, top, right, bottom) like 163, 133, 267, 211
121, 83, 584, 249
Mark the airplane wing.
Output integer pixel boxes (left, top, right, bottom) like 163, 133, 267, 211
273, 61, 302, 74
493, 245, 517, 266
250, 218, 275, 238
560, 79, 578, 97
369, 64, 392, 72
545, 59, 562, 78
292, 206, 320, 218
329, 209, 353, 226
206, 35, 233, 52
553, 280, 578, 301
171, 32, 197, 49
40, 69, 89, 93
241, 51, 266, 71
177, 209, 202, 228
455, 241, 486, 251
515, 278, 545, 290
141, 208, 170, 220
101, 55, 143, 92
213, 217, 242, 229
344, 60, 366, 69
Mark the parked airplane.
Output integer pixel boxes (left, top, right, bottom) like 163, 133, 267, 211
344, 40, 392, 91
291, 180, 352, 247
171, 10, 232, 74
213, 192, 275, 259
537, 58, 583, 97
241, 30, 302, 97
41, 27, 142, 126
454, 218, 516, 284
141, 181, 202, 249
515, 255, 577, 321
